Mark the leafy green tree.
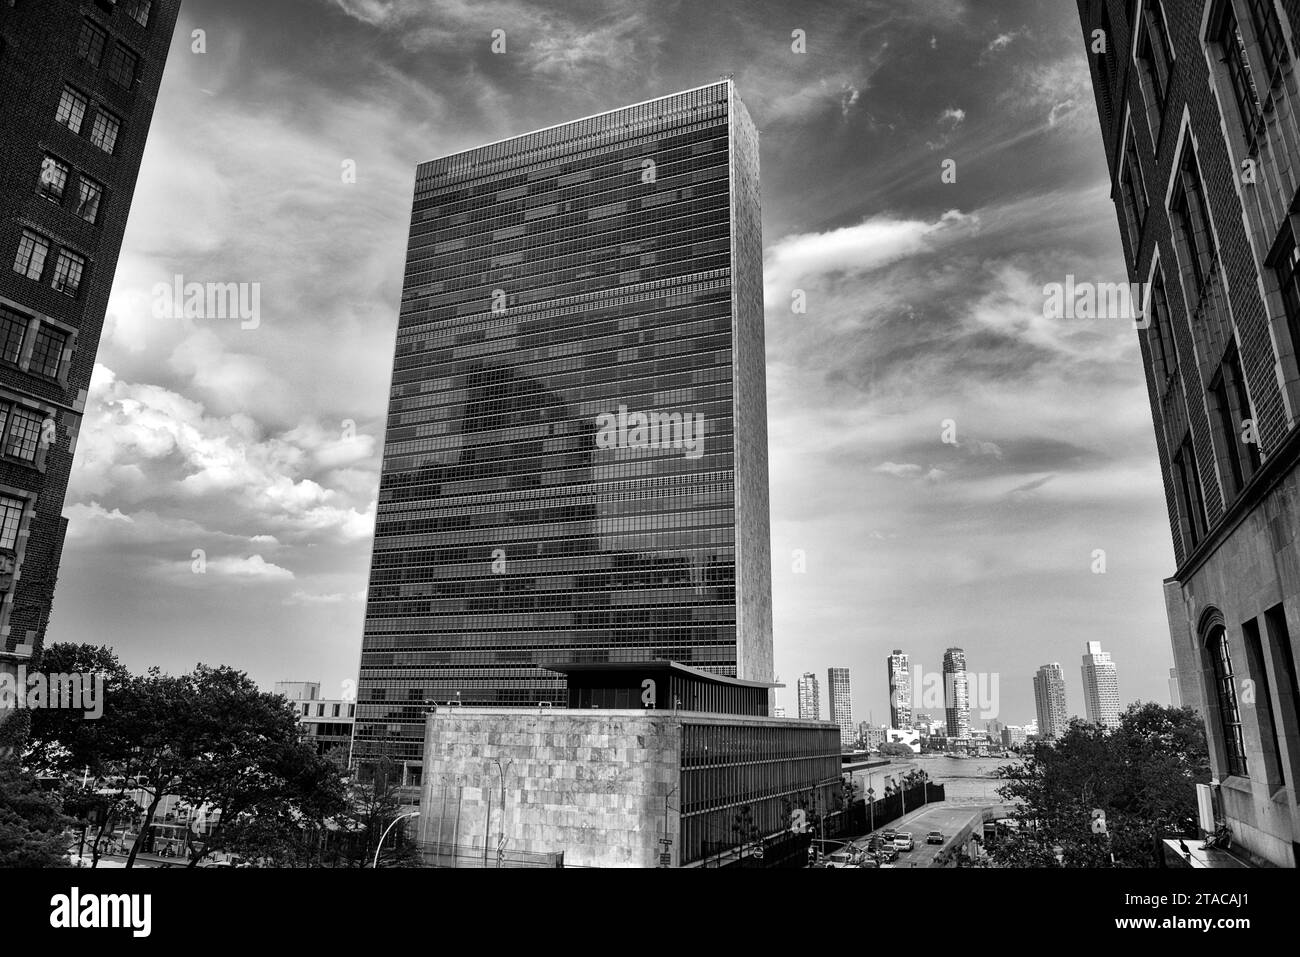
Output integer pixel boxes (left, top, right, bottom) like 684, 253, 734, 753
878, 742, 914, 757
0, 758, 72, 867
991, 704, 1209, 867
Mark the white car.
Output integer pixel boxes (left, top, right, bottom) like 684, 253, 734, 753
893, 833, 915, 851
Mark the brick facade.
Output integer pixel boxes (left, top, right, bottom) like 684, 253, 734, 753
0, 1, 180, 663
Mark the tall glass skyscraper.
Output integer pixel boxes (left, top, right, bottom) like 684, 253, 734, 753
886, 649, 911, 728
796, 672, 819, 721
827, 666, 852, 746
942, 647, 970, 739
1080, 641, 1120, 730
353, 81, 772, 771
1033, 661, 1068, 741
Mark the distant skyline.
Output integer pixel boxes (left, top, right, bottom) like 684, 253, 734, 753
46, 0, 1177, 727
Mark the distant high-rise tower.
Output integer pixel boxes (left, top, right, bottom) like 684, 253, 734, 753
1033, 663, 1068, 741
886, 649, 911, 728
942, 648, 970, 739
1081, 641, 1120, 729
351, 80, 771, 775
797, 672, 820, 720
1168, 667, 1181, 708
827, 667, 853, 746
0, 1, 181, 691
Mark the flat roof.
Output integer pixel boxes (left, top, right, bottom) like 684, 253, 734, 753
419, 79, 732, 168
543, 659, 782, 689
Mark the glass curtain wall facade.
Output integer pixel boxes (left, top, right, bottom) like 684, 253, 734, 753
354, 81, 772, 769
679, 720, 840, 865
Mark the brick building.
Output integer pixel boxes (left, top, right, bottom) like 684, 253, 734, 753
0, 3, 180, 684
1078, 0, 1300, 867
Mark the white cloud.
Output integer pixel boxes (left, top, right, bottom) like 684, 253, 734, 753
69, 365, 376, 544
286, 589, 367, 605
874, 462, 924, 478
765, 210, 977, 305
206, 554, 296, 580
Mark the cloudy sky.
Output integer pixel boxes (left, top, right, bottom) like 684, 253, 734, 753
52, 0, 1175, 728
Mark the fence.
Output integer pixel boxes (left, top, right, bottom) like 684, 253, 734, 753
416, 840, 563, 869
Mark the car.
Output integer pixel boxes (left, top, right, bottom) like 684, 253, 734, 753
927, 831, 945, 845
881, 829, 897, 841
894, 833, 915, 852
876, 845, 899, 863
826, 850, 857, 868
858, 856, 880, 868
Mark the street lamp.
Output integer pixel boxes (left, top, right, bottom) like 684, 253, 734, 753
373, 810, 419, 869
490, 758, 512, 867
866, 787, 875, 833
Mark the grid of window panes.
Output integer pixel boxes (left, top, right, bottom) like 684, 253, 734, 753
355, 83, 749, 762
13, 231, 49, 281
51, 251, 85, 298
89, 111, 120, 154
5, 407, 43, 461
0, 496, 24, 551
1210, 627, 1248, 776
55, 88, 87, 134
39, 156, 69, 203
76, 178, 104, 224
0, 307, 27, 364
679, 721, 841, 865
30, 326, 66, 379
77, 20, 107, 66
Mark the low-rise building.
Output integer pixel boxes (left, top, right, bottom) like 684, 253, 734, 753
416, 661, 841, 868
275, 680, 355, 756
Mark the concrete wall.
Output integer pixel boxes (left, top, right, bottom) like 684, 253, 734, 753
419, 709, 681, 868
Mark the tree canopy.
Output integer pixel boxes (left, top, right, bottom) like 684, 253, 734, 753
990, 703, 1209, 867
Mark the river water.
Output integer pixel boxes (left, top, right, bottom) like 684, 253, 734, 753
892, 754, 1023, 803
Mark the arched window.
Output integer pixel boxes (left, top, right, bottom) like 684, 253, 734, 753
1208, 625, 1248, 777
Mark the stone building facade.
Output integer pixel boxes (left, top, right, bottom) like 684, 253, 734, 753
1078, 0, 1300, 866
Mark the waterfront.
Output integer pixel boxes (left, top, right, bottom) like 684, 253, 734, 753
896, 755, 1021, 803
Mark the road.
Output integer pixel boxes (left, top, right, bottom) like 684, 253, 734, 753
850, 801, 1005, 867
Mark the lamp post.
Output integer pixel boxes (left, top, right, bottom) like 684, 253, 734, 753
660, 786, 677, 868
867, 787, 875, 834
490, 758, 512, 867
372, 810, 419, 869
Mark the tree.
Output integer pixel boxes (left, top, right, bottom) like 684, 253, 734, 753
334, 758, 421, 868
172, 666, 349, 867
878, 742, 915, 757
0, 758, 72, 867
24, 654, 352, 868
991, 703, 1209, 867
23, 644, 132, 776
60, 783, 140, 868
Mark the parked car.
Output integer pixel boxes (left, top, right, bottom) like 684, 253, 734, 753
926, 831, 945, 845
827, 850, 857, 868
894, 833, 915, 851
